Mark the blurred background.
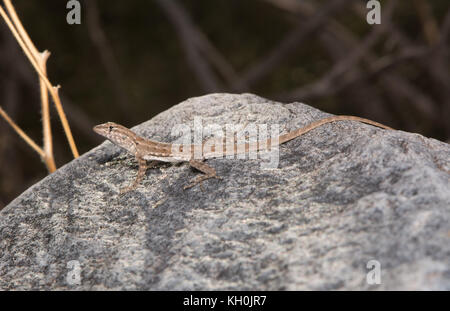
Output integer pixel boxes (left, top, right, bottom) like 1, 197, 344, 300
0, 0, 449, 209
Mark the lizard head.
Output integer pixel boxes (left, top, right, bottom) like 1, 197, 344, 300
93, 122, 137, 152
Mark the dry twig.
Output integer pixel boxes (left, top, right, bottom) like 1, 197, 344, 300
0, 0, 79, 173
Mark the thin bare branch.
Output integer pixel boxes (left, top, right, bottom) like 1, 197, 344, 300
232, 0, 350, 91
191, 27, 240, 86
60, 94, 102, 143
0, 106, 45, 158
4, 0, 56, 171
3, 0, 39, 56
269, 0, 439, 127
2, 35, 99, 144
0, 2, 79, 158
85, 0, 131, 120
37, 51, 56, 172
155, 0, 221, 92
282, 1, 395, 100
155, 0, 240, 87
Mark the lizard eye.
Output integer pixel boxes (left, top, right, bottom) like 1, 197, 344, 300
109, 125, 113, 132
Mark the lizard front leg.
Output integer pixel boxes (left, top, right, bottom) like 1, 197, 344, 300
120, 158, 158, 194
184, 159, 222, 190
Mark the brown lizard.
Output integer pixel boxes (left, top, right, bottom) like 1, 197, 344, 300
93, 115, 393, 193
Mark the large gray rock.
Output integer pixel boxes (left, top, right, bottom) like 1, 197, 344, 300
1, 93, 449, 290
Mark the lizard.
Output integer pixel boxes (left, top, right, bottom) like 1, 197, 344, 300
93, 115, 393, 193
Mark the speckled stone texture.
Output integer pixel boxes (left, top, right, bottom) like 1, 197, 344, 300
1, 93, 449, 290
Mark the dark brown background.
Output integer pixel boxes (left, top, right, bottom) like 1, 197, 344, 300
1, 0, 449, 208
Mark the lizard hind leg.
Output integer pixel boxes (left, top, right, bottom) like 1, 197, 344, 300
184, 159, 222, 190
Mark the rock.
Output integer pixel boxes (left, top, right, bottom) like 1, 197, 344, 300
1, 93, 449, 290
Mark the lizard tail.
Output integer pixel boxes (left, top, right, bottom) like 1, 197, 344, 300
278, 115, 393, 144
